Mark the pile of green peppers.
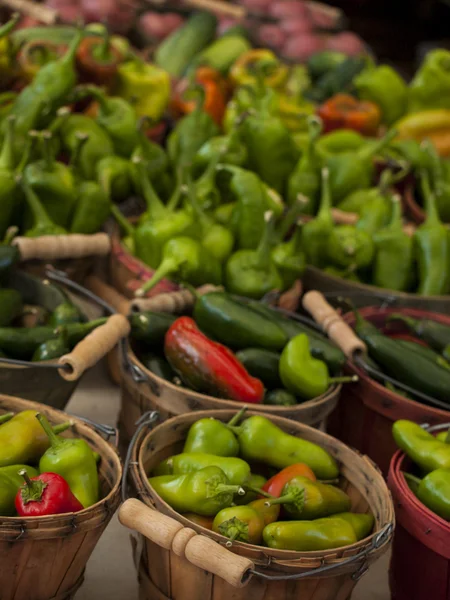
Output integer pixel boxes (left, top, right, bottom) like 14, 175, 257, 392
0, 409, 100, 516
148, 410, 374, 550
129, 290, 352, 407
393, 420, 450, 522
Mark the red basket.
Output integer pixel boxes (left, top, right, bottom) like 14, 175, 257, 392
327, 307, 450, 475
388, 436, 450, 600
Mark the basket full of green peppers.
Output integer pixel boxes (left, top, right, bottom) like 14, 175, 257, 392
118, 408, 393, 595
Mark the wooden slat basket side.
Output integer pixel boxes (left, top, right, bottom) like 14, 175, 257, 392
0, 395, 122, 600
126, 410, 394, 600
328, 307, 450, 476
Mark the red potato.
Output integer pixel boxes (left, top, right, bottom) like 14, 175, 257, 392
17, 16, 41, 29
240, 0, 272, 11
54, 3, 83, 24
280, 17, 313, 35
162, 13, 184, 34
257, 24, 285, 50
325, 31, 366, 55
137, 11, 182, 41
80, 0, 137, 33
282, 33, 325, 61
307, 5, 339, 29
269, 1, 309, 19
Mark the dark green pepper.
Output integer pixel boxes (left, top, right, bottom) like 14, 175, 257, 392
0, 288, 22, 327
327, 224, 374, 269
236, 348, 282, 389
194, 126, 247, 174
0, 116, 19, 239
153, 452, 251, 486
388, 313, 450, 354
264, 389, 297, 406
228, 415, 339, 479
96, 154, 133, 204
225, 211, 283, 299
148, 466, 243, 516
422, 140, 450, 223
132, 118, 170, 199
193, 292, 287, 352
129, 311, 176, 349
0, 464, 39, 516
22, 178, 67, 237
140, 352, 175, 381
48, 291, 85, 327
31, 327, 69, 362
303, 167, 333, 268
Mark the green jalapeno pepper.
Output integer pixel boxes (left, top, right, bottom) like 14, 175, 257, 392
32, 326, 70, 362
303, 167, 333, 268
148, 466, 244, 516
21, 178, 67, 237
130, 311, 176, 349
183, 416, 240, 457
263, 517, 357, 551
153, 452, 251, 486
327, 224, 374, 269
0, 288, 22, 327
236, 348, 282, 390
264, 389, 297, 406
408, 49, 450, 113
393, 420, 450, 474
404, 469, 450, 521
387, 313, 450, 353
333, 512, 374, 541
0, 116, 19, 239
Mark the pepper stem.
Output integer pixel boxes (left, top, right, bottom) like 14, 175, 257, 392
328, 375, 359, 385
214, 484, 245, 496
21, 178, 55, 229
135, 257, 183, 297
36, 413, 63, 448
264, 487, 305, 511
186, 171, 210, 229
0, 115, 15, 171
133, 157, 167, 221
360, 128, 398, 161
256, 211, 275, 269
0, 412, 13, 425
420, 168, 442, 226
167, 168, 184, 212
244, 485, 273, 499
317, 167, 332, 222
111, 205, 135, 239
218, 516, 248, 542
61, 27, 83, 67
276, 199, 305, 243
70, 132, 89, 172
0, 13, 20, 38
32, 130, 55, 172
53, 421, 73, 435
227, 407, 247, 427
403, 472, 421, 495
19, 469, 47, 504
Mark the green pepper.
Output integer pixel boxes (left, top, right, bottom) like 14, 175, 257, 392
212, 505, 265, 544
153, 452, 251, 486
234, 473, 267, 505
393, 420, 450, 474
0, 288, 22, 327
241, 88, 297, 193
48, 290, 85, 327
356, 194, 391, 235
167, 89, 219, 168
333, 512, 374, 541
130, 311, 176, 349
79, 85, 138, 157
327, 224, 374, 269
0, 317, 106, 360
422, 140, 450, 222
228, 415, 339, 479
136, 236, 222, 297
316, 129, 366, 156
279, 333, 353, 400
60, 114, 114, 180
263, 517, 357, 551
0, 464, 39, 516
307, 51, 347, 81
193, 292, 287, 352
7, 29, 82, 156
110, 205, 135, 254
132, 118, 170, 198
405, 469, 450, 521
267, 475, 351, 520
133, 158, 194, 269
338, 167, 402, 215
225, 211, 283, 299
0, 116, 19, 239
287, 116, 322, 213
0, 410, 71, 467
354, 65, 407, 125
395, 339, 450, 371
373, 196, 414, 291
414, 170, 450, 295
264, 389, 297, 406
194, 129, 247, 174
69, 132, 111, 235
95, 154, 133, 204
408, 49, 450, 113
326, 129, 397, 203
23, 130, 76, 229
388, 313, 450, 354
272, 221, 305, 289
37, 413, 99, 508
148, 466, 244, 517
32, 327, 69, 362
140, 352, 175, 381
303, 167, 333, 268
21, 178, 67, 237
214, 202, 236, 226
236, 348, 282, 389
183, 416, 240, 457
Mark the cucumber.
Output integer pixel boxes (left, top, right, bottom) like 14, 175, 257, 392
154, 12, 217, 78
190, 35, 251, 75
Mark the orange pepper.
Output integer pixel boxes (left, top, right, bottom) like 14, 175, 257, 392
171, 67, 227, 126
317, 93, 381, 136
262, 463, 316, 498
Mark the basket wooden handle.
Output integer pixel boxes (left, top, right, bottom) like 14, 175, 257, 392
119, 499, 184, 550
331, 208, 359, 225
58, 314, 130, 381
302, 290, 366, 357
0, 0, 58, 22
84, 275, 130, 315
130, 284, 222, 313
185, 0, 245, 18
13, 233, 111, 262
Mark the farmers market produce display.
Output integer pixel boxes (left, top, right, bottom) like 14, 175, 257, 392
129, 290, 354, 406
147, 409, 374, 550
0, 409, 100, 516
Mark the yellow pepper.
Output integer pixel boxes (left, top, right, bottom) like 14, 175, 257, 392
230, 49, 289, 90
0, 14, 20, 83
396, 109, 450, 157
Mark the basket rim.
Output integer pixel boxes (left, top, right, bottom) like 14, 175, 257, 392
0, 394, 122, 526
129, 408, 395, 564
127, 342, 342, 415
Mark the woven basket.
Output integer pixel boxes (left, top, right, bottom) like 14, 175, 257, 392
0, 394, 122, 600
388, 423, 450, 600
119, 409, 394, 600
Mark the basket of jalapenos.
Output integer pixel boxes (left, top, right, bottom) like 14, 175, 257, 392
119, 408, 394, 600
0, 394, 121, 600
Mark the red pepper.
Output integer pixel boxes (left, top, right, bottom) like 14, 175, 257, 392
317, 93, 381, 136
262, 463, 316, 497
15, 471, 83, 517
76, 35, 124, 89
164, 317, 264, 403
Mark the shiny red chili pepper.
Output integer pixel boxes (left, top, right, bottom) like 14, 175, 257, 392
15, 471, 83, 517
164, 317, 264, 403
262, 463, 316, 497
317, 93, 381, 136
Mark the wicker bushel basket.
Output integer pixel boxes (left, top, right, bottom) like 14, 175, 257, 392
327, 306, 450, 476
388, 423, 450, 600
0, 394, 122, 600
119, 409, 394, 600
